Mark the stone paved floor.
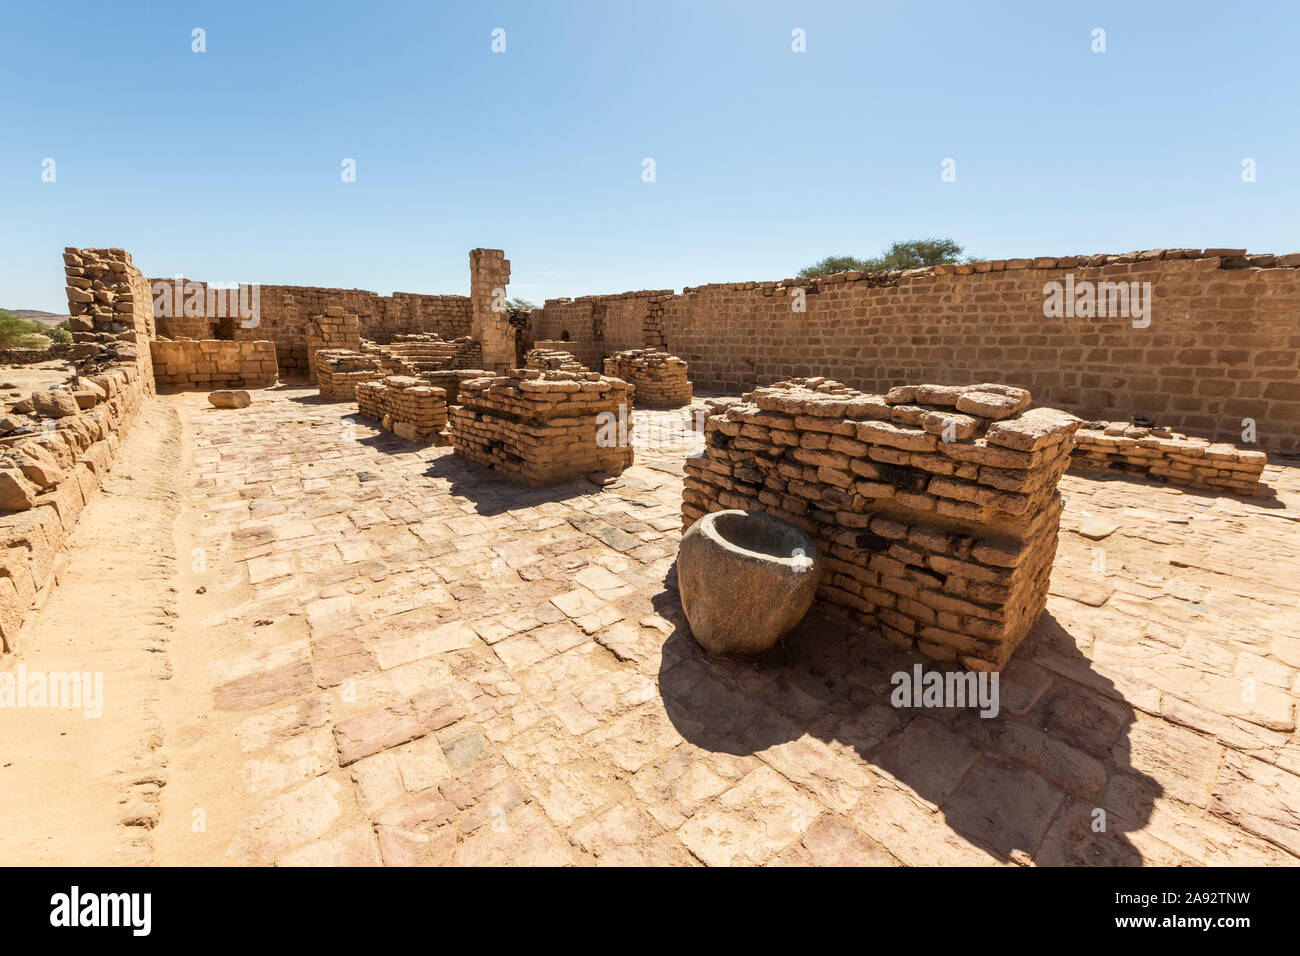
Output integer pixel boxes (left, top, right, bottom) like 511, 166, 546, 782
157, 386, 1300, 865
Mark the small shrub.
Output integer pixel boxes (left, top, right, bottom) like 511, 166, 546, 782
0, 310, 50, 349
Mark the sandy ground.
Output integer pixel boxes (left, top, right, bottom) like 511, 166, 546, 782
2, 388, 1297, 866
0, 358, 75, 398
150, 393, 331, 864
0, 399, 181, 864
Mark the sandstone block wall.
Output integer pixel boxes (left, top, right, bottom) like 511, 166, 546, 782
149, 280, 472, 375
65, 247, 156, 390
528, 291, 671, 365
150, 339, 278, 390
0, 363, 150, 653
531, 339, 600, 371
304, 306, 361, 383
421, 369, 491, 406
0, 247, 156, 654
604, 348, 692, 407
682, 378, 1082, 670
355, 376, 450, 442
469, 249, 513, 372
1070, 422, 1267, 495
530, 250, 1300, 452
450, 369, 635, 486
371, 333, 483, 373
316, 350, 387, 400
526, 347, 588, 372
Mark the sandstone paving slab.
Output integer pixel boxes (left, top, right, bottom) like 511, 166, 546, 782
158, 388, 1300, 866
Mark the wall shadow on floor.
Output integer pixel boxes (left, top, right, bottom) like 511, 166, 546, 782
421, 452, 599, 514
653, 565, 1162, 865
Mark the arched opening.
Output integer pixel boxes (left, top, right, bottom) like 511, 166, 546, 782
560, 330, 570, 342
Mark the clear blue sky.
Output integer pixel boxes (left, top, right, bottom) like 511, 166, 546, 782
3, 0, 1297, 313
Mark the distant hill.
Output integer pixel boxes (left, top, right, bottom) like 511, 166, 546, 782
1, 309, 69, 327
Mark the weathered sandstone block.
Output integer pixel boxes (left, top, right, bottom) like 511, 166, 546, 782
208, 390, 252, 408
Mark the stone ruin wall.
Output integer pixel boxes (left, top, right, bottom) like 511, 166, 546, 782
0, 248, 155, 653
316, 338, 492, 405
419, 369, 492, 407
149, 280, 472, 376
316, 350, 386, 401
450, 369, 635, 486
683, 378, 1082, 670
528, 291, 670, 366
1070, 422, 1268, 495
469, 249, 515, 372
369, 334, 483, 372
355, 376, 450, 443
603, 348, 692, 408
530, 339, 599, 372
303, 306, 362, 384
151, 339, 279, 390
529, 251, 1300, 453
526, 347, 588, 373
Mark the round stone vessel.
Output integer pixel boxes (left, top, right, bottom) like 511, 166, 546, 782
677, 509, 821, 656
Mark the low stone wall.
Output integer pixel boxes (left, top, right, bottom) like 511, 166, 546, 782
315, 348, 491, 406
526, 347, 587, 372
355, 375, 449, 442
604, 348, 692, 407
450, 369, 635, 486
371, 333, 483, 372
0, 343, 91, 366
532, 339, 600, 371
421, 369, 491, 406
151, 339, 279, 390
1070, 422, 1267, 495
682, 378, 1082, 670
315, 349, 386, 400
2, 243, 157, 653
304, 306, 361, 383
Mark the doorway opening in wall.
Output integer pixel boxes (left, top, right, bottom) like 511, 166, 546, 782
560, 330, 570, 341
214, 314, 236, 340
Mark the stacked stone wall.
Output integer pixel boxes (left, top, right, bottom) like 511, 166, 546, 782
450, 369, 634, 486
604, 348, 692, 407
1071, 422, 1267, 495
682, 378, 1082, 669
355, 376, 449, 442
530, 250, 1300, 452
150, 339, 278, 390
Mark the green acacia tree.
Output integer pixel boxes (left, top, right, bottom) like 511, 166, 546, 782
798, 238, 966, 278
